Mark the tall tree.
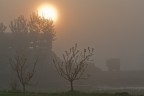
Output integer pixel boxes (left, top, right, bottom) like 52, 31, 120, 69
9, 16, 29, 52
28, 13, 55, 50
0, 22, 7, 33
53, 44, 94, 92
8, 13, 55, 51
9, 15, 28, 33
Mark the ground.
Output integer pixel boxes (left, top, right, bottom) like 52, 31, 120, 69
0, 91, 136, 96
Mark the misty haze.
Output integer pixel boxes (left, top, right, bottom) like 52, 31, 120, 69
0, 0, 144, 96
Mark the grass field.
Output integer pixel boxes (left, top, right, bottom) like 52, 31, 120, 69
0, 91, 135, 96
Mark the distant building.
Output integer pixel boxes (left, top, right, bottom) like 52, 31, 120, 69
106, 58, 120, 71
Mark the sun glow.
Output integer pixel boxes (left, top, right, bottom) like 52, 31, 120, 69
38, 4, 58, 22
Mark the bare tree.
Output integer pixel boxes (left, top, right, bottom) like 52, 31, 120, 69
9, 54, 38, 94
53, 44, 94, 92
0, 22, 7, 33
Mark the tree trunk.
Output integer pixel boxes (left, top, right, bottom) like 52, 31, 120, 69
70, 80, 74, 92
22, 84, 26, 95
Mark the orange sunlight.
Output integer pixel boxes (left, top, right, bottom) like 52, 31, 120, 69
38, 4, 58, 23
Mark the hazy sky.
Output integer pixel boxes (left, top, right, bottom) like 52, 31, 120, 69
1, 0, 144, 70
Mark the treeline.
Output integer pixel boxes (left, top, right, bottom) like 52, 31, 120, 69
0, 13, 55, 54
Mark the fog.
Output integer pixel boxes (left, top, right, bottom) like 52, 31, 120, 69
1, 0, 144, 93
1, 0, 144, 70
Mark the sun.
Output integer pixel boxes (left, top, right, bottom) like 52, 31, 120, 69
38, 4, 58, 22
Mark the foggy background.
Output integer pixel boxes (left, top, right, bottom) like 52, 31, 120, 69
0, 0, 144, 70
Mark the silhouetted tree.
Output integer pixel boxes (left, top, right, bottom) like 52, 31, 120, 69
9, 16, 29, 52
8, 13, 55, 52
28, 13, 55, 50
0, 22, 7, 33
9, 54, 38, 94
28, 13, 55, 35
53, 44, 94, 92
0, 22, 7, 51
9, 16, 28, 33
